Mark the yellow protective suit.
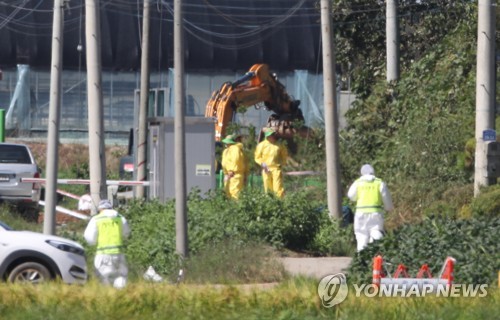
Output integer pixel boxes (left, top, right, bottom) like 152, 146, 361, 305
254, 139, 288, 197
221, 142, 248, 199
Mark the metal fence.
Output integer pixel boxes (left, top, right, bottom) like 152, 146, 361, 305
0, 65, 354, 144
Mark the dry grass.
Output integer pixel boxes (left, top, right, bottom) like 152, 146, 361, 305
13, 141, 127, 174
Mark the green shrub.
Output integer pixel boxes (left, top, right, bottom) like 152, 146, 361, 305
423, 184, 474, 219
122, 189, 324, 278
307, 215, 356, 257
234, 188, 323, 249
348, 215, 500, 286
123, 199, 179, 277
469, 185, 500, 217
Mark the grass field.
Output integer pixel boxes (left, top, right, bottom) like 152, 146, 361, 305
0, 278, 498, 320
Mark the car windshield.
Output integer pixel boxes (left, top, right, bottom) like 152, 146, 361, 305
0, 221, 13, 231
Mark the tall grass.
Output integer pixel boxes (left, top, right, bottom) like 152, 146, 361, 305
0, 204, 42, 231
182, 240, 287, 284
0, 279, 498, 320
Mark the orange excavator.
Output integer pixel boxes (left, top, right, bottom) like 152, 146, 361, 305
205, 64, 309, 142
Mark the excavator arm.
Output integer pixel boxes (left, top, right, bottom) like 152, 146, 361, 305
205, 64, 304, 141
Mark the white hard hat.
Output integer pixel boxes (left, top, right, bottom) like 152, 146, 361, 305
360, 164, 375, 176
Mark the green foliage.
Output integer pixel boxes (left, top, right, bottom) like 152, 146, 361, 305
69, 161, 90, 180
307, 216, 356, 257
340, 15, 479, 223
468, 185, 500, 217
233, 189, 323, 249
348, 215, 500, 286
332, 0, 477, 98
422, 184, 473, 219
290, 128, 327, 171
0, 204, 42, 231
123, 189, 324, 277
123, 199, 179, 276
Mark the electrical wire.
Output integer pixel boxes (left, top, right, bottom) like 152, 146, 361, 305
0, 1, 475, 44
200, 0, 309, 26
0, 0, 28, 30
160, 0, 316, 48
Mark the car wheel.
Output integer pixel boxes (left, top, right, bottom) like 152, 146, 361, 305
8, 262, 52, 284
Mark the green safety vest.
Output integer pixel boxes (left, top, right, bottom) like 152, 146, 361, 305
95, 211, 124, 254
355, 178, 383, 213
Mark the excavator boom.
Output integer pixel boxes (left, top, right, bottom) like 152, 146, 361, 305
205, 64, 305, 141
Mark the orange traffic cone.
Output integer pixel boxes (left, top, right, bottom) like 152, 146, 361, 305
440, 257, 456, 285
372, 255, 383, 287
416, 264, 433, 278
393, 264, 409, 278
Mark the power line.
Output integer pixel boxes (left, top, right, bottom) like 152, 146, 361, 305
0, 1, 474, 41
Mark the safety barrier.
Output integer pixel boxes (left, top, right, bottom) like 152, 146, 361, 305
20, 179, 145, 222
56, 188, 82, 200
372, 255, 456, 290
38, 200, 89, 220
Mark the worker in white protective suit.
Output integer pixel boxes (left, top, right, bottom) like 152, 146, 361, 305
347, 164, 393, 252
84, 199, 130, 288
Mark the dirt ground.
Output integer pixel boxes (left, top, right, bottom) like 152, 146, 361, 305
280, 257, 352, 279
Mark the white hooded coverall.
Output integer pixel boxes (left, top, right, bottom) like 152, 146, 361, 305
347, 164, 393, 251
84, 202, 130, 288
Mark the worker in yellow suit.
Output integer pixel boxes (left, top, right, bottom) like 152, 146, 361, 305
221, 134, 248, 199
254, 129, 288, 198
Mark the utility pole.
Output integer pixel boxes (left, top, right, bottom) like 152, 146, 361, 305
474, 0, 496, 196
320, 0, 342, 219
44, 0, 64, 235
136, 0, 151, 199
85, 0, 107, 211
386, 0, 400, 82
174, 0, 188, 257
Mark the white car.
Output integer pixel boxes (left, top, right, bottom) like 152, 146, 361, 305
0, 143, 42, 217
0, 221, 87, 284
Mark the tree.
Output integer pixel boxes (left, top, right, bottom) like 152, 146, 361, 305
331, 0, 477, 98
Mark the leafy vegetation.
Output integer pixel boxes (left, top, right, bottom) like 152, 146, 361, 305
307, 215, 356, 257
1, 6, 498, 318
338, 4, 490, 227
332, 0, 478, 98
123, 188, 327, 279
348, 215, 500, 286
